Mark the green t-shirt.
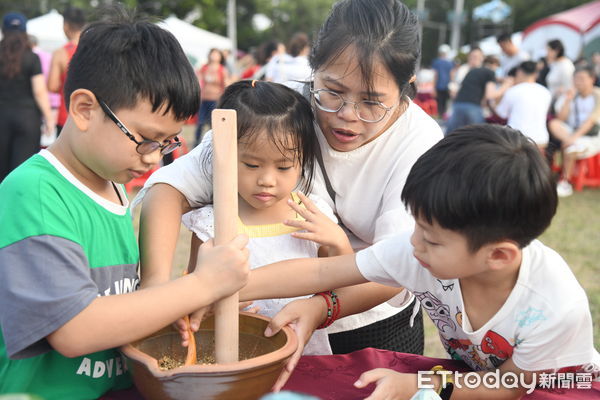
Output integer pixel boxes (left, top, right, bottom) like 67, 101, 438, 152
0, 151, 139, 399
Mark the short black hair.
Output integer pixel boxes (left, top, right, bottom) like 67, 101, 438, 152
62, 6, 86, 30
310, 0, 420, 99
483, 55, 500, 67
518, 61, 537, 75
575, 64, 596, 79
64, 11, 199, 121
496, 33, 511, 43
204, 80, 318, 194
401, 124, 557, 252
547, 39, 565, 59
288, 32, 309, 58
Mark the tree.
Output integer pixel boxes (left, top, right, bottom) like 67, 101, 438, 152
0, 0, 590, 58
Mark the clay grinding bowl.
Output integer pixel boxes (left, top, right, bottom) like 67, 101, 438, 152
120, 312, 298, 400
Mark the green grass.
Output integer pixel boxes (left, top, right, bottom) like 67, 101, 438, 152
423, 189, 600, 357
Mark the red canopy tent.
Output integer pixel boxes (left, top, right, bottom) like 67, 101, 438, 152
521, 0, 600, 60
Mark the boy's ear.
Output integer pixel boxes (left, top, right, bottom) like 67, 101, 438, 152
486, 241, 520, 271
68, 89, 98, 132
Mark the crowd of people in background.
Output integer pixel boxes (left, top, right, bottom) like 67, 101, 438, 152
420, 33, 600, 198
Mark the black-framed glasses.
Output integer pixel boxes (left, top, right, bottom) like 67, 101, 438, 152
310, 88, 396, 123
97, 99, 181, 156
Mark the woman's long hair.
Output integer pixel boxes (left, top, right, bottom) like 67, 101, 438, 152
0, 30, 29, 79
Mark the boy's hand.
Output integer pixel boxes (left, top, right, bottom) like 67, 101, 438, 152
355, 369, 419, 400
193, 235, 250, 301
174, 306, 211, 347
284, 192, 352, 256
264, 296, 328, 391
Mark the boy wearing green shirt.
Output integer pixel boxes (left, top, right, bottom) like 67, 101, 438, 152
0, 15, 250, 399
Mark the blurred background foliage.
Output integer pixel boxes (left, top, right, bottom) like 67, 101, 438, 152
0, 0, 590, 68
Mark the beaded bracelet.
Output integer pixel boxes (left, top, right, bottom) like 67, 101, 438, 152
314, 290, 341, 329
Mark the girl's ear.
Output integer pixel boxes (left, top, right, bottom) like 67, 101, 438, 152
68, 89, 98, 132
409, 74, 416, 84
486, 241, 520, 271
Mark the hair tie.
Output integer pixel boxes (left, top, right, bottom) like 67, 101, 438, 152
251, 79, 257, 88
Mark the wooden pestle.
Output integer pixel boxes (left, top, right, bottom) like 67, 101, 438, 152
211, 109, 240, 363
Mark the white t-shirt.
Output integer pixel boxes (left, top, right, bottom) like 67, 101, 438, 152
133, 92, 443, 333
182, 194, 335, 355
495, 82, 552, 145
265, 54, 311, 84
499, 50, 530, 78
356, 233, 600, 375
546, 58, 575, 99
555, 92, 598, 129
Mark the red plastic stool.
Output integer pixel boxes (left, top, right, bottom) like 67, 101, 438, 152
413, 93, 438, 117
124, 137, 190, 194
570, 153, 600, 191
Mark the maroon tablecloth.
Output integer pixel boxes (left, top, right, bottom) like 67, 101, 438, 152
282, 348, 600, 399
102, 348, 600, 399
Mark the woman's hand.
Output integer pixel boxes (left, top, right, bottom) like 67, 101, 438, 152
284, 192, 352, 256
355, 369, 420, 400
264, 296, 328, 391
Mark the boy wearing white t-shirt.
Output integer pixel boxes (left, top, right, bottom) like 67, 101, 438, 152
495, 61, 552, 149
242, 124, 600, 399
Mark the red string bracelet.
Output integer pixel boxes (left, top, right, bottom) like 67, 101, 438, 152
314, 291, 340, 329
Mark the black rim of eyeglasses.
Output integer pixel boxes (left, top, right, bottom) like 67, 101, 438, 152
97, 98, 182, 155
310, 89, 393, 123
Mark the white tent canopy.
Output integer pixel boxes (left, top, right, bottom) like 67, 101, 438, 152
27, 9, 67, 52
521, 1, 600, 61
4, 11, 232, 69
158, 16, 232, 68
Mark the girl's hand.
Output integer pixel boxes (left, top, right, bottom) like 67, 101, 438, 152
174, 306, 211, 347
284, 192, 352, 256
175, 301, 259, 347
264, 296, 328, 391
355, 369, 419, 400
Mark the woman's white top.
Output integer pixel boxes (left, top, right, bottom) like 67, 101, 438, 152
546, 58, 575, 99
133, 97, 443, 333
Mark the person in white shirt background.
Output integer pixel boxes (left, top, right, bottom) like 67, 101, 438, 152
496, 32, 529, 80
495, 61, 552, 151
266, 32, 312, 84
545, 39, 575, 101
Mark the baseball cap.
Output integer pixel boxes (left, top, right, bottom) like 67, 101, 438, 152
2, 12, 27, 32
438, 44, 451, 54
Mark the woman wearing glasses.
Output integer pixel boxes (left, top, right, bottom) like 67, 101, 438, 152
135, 0, 442, 358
